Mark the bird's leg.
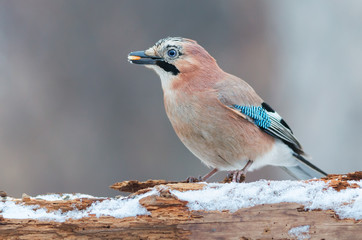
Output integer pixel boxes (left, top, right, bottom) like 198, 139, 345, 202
232, 160, 253, 183
186, 168, 218, 183
201, 168, 218, 181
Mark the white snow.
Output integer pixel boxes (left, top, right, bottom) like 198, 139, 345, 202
1, 180, 362, 222
0, 201, 68, 222
34, 193, 98, 201
0, 190, 157, 222
86, 193, 151, 218
288, 225, 310, 240
171, 180, 362, 220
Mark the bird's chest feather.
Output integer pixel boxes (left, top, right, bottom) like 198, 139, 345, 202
163, 91, 225, 143
162, 89, 274, 168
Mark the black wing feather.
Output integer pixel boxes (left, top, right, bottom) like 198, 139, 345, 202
229, 101, 327, 178
261, 102, 303, 154
231, 102, 304, 155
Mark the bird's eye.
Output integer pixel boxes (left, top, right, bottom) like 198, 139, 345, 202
167, 49, 178, 58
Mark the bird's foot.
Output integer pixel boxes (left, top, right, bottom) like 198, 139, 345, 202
227, 160, 253, 183
231, 170, 246, 183
222, 171, 246, 183
222, 172, 234, 183
185, 176, 202, 183
186, 168, 218, 183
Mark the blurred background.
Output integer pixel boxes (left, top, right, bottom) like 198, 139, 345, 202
0, 0, 361, 197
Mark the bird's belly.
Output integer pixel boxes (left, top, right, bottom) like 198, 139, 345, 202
176, 125, 250, 170
166, 102, 275, 170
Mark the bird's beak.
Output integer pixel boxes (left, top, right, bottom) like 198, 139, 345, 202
128, 51, 162, 65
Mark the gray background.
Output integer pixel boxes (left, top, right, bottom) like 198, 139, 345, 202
1, 0, 361, 197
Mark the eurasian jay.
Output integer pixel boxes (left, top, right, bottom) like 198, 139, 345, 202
128, 37, 327, 182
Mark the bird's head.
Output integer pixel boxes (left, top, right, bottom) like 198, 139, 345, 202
128, 37, 220, 89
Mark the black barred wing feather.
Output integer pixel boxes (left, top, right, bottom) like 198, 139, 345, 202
230, 102, 327, 178
231, 102, 303, 155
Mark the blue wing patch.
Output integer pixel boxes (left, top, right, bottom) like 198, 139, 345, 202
232, 105, 271, 129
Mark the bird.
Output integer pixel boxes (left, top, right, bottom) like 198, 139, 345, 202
127, 37, 327, 182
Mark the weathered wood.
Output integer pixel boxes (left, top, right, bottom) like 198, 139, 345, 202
1, 173, 362, 239
110, 172, 362, 194
110, 179, 181, 193
320, 171, 362, 190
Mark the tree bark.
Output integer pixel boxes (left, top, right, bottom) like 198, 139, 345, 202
1, 173, 362, 239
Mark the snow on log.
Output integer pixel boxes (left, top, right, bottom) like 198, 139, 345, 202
1, 172, 362, 239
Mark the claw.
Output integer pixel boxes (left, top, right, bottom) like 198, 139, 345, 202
230, 160, 253, 183
185, 168, 219, 183
232, 170, 246, 183
227, 170, 246, 183
186, 176, 202, 183
222, 172, 234, 183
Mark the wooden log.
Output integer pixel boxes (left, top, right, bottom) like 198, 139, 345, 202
1, 173, 362, 239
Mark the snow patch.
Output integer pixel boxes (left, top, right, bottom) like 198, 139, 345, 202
2, 180, 362, 222
0, 190, 157, 222
288, 225, 310, 240
35, 193, 97, 201
0, 201, 68, 222
87, 193, 151, 218
171, 180, 362, 220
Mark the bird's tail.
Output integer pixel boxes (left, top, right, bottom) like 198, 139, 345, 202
281, 153, 327, 180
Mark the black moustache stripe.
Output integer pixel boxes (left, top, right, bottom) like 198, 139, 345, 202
156, 60, 180, 75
